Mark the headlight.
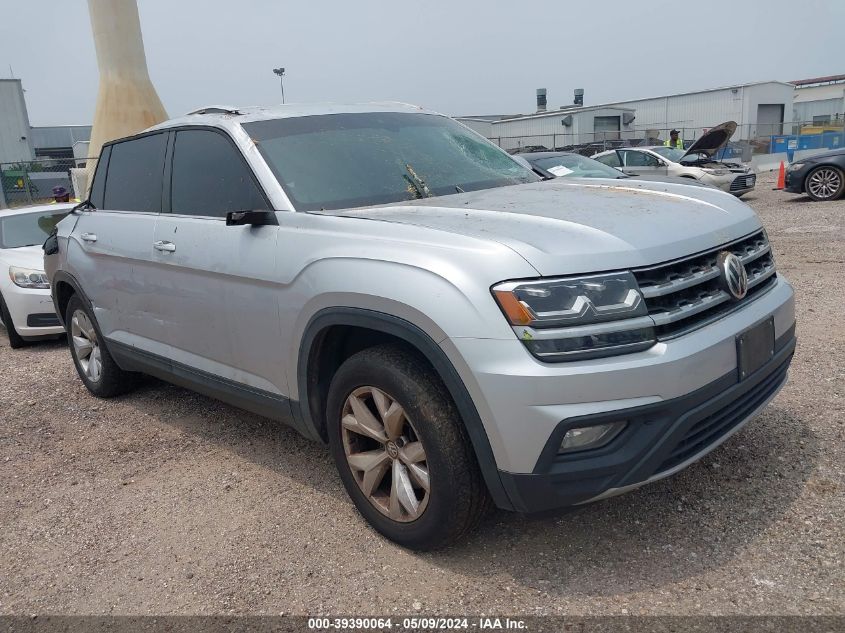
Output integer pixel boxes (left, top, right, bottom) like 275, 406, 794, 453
709, 169, 728, 175
9, 266, 50, 289
788, 162, 805, 171
492, 272, 656, 361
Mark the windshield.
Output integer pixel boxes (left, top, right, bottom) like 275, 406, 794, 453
532, 154, 625, 179
243, 112, 538, 211
0, 210, 69, 249
650, 147, 686, 162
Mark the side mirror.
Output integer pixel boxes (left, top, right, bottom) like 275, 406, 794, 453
225, 210, 278, 226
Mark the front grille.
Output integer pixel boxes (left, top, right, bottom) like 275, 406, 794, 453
656, 354, 790, 473
730, 174, 755, 191
26, 313, 61, 328
634, 231, 777, 339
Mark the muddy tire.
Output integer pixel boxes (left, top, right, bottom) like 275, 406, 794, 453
326, 344, 491, 550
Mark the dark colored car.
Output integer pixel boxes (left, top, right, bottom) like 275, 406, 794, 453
784, 148, 845, 201
518, 151, 710, 188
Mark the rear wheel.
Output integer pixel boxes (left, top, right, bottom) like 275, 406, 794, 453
805, 165, 844, 201
0, 293, 27, 349
66, 294, 136, 397
326, 345, 490, 550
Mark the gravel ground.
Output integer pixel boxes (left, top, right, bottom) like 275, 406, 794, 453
0, 175, 843, 616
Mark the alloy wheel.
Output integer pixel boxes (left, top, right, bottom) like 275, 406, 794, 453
341, 386, 430, 522
807, 167, 842, 200
71, 309, 102, 383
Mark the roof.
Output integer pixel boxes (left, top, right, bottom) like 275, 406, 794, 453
791, 74, 845, 86
455, 114, 522, 122
598, 80, 795, 107
149, 101, 436, 132
515, 151, 576, 159
495, 103, 636, 123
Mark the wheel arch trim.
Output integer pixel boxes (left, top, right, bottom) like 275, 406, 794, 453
296, 306, 513, 510
49, 271, 92, 328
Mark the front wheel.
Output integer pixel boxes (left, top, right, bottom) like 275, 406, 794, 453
66, 294, 137, 397
326, 345, 491, 550
0, 293, 27, 349
805, 165, 844, 201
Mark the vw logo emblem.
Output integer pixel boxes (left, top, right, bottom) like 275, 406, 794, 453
717, 251, 748, 300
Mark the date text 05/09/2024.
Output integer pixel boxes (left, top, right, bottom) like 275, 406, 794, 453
307, 617, 528, 630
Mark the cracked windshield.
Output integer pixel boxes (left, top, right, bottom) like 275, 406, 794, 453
244, 112, 538, 210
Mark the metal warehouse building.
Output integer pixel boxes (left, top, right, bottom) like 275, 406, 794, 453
458, 103, 637, 152
462, 80, 797, 151
598, 81, 795, 141
0, 79, 35, 164
792, 74, 845, 125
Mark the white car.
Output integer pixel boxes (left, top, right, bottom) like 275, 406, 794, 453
592, 122, 757, 196
0, 204, 72, 348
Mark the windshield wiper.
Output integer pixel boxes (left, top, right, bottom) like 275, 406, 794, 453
403, 163, 433, 199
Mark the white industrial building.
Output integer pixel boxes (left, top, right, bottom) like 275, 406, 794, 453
598, 80, 795, 141
0, 79, 36, 164
792, 74, 845, 125
460, 104, 637, 152
460, 80, 802, 151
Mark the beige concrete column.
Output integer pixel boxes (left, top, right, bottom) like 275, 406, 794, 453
85, 0, 167, 188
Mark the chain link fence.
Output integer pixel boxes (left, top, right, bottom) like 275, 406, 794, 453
487, 118, 845, 159
0, 157, 94, 209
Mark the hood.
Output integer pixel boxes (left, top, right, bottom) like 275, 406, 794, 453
683, 121, 737, 160
0, 245, 46, 270
329, 179, 761, 276
804, 148, 845, 161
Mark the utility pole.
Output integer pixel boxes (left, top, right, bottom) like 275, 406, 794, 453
273, 67, 286, 104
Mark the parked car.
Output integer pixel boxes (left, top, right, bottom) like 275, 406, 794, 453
517, 151, 710, 187
45, 104, 795, 549
592, 122, 757, 196
0, 204, 72, 348
784, 148, 845, 201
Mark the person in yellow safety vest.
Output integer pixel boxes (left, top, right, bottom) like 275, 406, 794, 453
50, 186, 80, 204
664, 129, 684, 149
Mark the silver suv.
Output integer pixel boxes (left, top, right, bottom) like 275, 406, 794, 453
45, 103, 796, 549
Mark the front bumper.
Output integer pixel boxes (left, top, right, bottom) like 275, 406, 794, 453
784, 168, 807, 193
702, 172, 756, 195
0, 284, 64, 338
498, 328, 794, 512
443, 275, 795, 512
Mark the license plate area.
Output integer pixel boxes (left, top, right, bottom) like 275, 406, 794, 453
737, 317, 775, 381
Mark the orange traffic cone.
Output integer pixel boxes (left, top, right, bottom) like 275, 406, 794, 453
774, 161, 785, 190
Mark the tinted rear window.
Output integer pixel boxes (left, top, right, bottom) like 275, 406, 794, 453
170, 129, 267, 217
103, 133, 167, 212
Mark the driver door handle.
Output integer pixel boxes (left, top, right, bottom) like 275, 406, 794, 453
153, 240, 176, 253
81, 232, 97, 243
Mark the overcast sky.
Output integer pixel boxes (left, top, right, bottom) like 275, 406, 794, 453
2, 0, 843, 126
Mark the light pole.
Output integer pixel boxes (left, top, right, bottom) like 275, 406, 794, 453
273, 67, 286, 104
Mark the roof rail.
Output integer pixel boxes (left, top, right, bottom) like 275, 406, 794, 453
185, 106, 242, 116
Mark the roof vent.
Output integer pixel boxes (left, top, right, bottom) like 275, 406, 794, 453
536, 88, 547, 112
574, 89, 584, 106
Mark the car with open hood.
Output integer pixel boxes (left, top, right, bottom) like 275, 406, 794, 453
45, 104, 794, 549
592, 122, 757, 196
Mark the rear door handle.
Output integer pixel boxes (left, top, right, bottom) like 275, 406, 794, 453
80, 232, 97, 243
153, 240, 176, 253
